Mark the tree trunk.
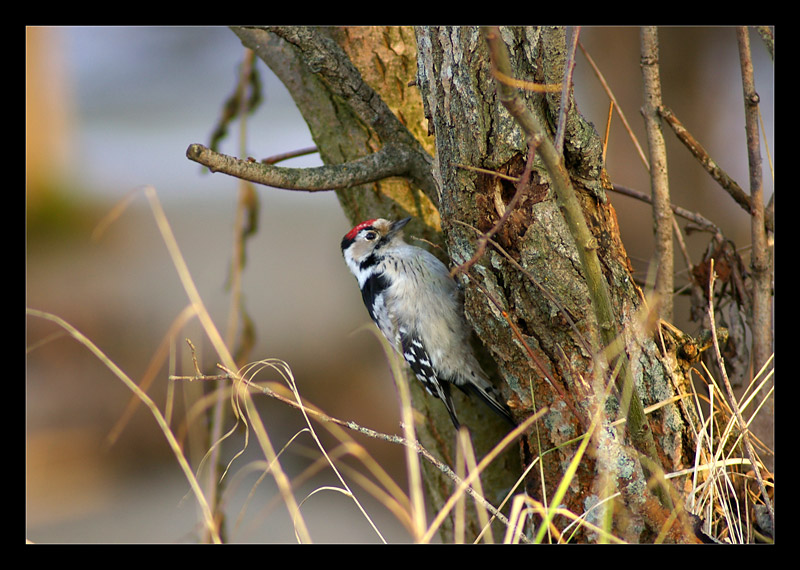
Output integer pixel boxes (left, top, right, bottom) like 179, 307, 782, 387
231, 25, 702, 543
416, 26, 700, 542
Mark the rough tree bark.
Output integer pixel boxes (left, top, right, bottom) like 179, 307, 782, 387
212, 25, 704, 543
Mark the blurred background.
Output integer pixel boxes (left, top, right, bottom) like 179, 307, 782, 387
26, 27, 773, 543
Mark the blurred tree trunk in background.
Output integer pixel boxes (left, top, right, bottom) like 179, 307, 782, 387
223, 25, 769, 543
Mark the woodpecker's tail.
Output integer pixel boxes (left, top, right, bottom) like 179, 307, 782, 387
463, 380, 515, 427
437, 382, 462, 430
433, 372, 515, 430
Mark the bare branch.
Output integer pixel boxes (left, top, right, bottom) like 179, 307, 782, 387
736, 26, 773, 376
187, 142, 422, 192
640, 26, 675, 321
264, 26, 415, 145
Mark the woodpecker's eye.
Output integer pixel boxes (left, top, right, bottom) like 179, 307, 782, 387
364, 231, 378, 241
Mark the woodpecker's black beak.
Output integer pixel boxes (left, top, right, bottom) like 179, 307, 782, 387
387, 217, 412, 238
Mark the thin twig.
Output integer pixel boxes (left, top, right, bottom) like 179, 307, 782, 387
602, 101, 613, 164
609, 184, 720, 235
455, 163, 520, 184
578, 41, 650, 170
261, 146, 318, 165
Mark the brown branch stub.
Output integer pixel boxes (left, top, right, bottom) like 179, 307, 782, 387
186, 142, 422, 193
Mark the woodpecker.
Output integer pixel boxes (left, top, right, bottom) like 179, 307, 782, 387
340, 216, 514, 429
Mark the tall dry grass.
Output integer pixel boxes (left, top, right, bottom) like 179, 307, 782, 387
27, 185, 773, 544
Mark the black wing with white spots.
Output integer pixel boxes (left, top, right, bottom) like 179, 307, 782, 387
398, 325, 461, 428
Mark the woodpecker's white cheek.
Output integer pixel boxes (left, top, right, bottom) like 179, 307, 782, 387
344, 248, 368, 285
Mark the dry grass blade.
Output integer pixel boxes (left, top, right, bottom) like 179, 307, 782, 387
222, 429, 311, 536
25, 307, 222, 544
143, 184, 311, 542
421, 409, 546, 543
359, 327, 428, 541
106, 305, 198, 447
239, 358, 388, 543
680, 330, 773, 541
456, 430, 493, 543
507, 494, 627, 544
706, 259, 774, 535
